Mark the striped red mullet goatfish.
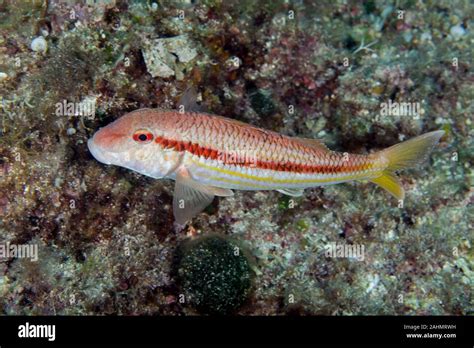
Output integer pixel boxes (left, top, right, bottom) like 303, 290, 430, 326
88, 108, 444, 224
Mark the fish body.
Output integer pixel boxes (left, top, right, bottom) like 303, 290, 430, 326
88, 108, 444, 224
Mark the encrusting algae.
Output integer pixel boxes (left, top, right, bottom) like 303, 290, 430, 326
0, 0, 471, 316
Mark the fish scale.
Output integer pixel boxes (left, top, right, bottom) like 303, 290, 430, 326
174, 112, 361, 175
155, 112, 382, 186
88, 108, 444, 224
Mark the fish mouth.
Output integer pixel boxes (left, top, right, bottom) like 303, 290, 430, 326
88, 137, 154, 177
88, 138, 114, 165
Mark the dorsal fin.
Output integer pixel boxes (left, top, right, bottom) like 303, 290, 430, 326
211, 114, 273, 133
292, 137, 330, 152
177, 87, 207, 113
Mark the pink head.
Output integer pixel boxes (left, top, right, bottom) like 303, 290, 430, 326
88, 109, 182, 178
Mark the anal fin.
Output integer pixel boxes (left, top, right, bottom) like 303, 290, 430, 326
276, 188, 305, 197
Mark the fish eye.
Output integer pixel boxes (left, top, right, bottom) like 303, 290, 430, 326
133, 129, 154, 144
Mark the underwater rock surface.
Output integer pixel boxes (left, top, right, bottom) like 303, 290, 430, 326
142, 35, 197, 79
0, 1, 472, 315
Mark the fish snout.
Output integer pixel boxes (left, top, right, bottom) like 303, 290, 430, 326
90, 127, 128, 152
88, 137, 114, 165
88, 126, 128, 165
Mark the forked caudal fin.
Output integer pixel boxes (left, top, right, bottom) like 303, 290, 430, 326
369, 130, 445, 200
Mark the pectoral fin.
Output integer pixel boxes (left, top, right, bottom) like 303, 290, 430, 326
173, 167, 233, 224
173, 181, 215, 225
276, 188, 305, 197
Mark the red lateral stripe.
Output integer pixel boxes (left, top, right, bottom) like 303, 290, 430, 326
154, 136, 366, 174
155, 136, 220, 160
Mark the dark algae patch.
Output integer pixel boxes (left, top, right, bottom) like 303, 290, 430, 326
174, 235, 253, 314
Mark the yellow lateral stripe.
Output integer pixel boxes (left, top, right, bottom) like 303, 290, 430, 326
191, 158, 369, 184
207, 175, 269, 188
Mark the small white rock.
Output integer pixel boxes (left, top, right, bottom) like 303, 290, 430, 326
420, 31, 432, 42
225, 56, 241, 71
54, 177, 63, 188
31, 36, 47, 53
40, 28, 49, 37
0, 72, 7, 81
450, 24, 466, 39
67, 128, 76, 135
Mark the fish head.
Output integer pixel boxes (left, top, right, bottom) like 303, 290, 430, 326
88, 109, 182, 178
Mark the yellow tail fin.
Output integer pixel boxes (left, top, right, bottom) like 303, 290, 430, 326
370, 130, 445, 200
